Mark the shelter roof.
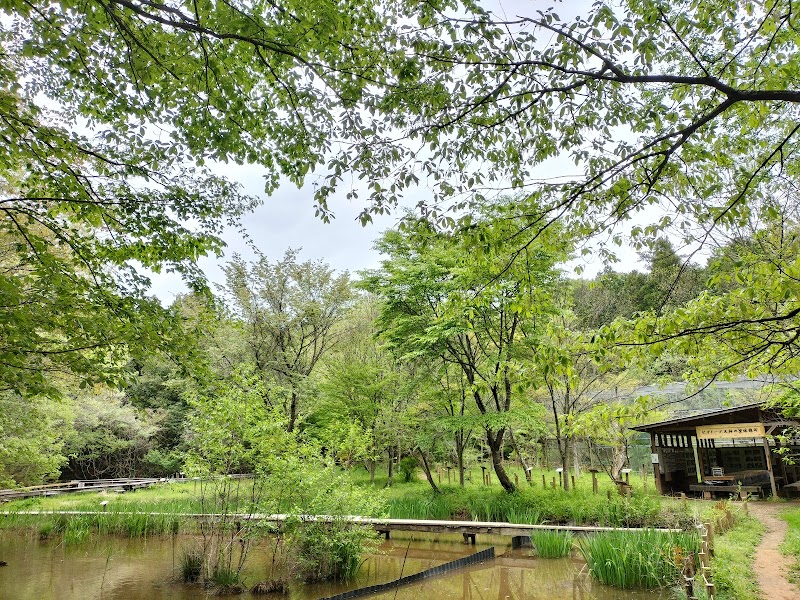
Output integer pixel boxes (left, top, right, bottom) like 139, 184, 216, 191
631, 402, 795, 434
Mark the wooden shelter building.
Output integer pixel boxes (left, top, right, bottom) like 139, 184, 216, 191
632, 402, 800, 498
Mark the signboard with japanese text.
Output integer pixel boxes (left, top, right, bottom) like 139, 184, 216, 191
696, 423, 765, 440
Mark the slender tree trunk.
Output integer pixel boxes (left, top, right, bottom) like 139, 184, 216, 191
417, 449, 440, 494
508, 428, 531, 482
486, 429, 515, 492
561, 437, 572, 491
385, 449, 394, 488
287, 390, 298, 432
456, 432, 465, 487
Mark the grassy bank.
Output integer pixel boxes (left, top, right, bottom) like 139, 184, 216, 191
781, 506, 800, 584
1, 466, 723, 534
712, 512, 764, 600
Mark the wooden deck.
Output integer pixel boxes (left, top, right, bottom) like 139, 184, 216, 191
0, 510, 682, 542
0, 479, 161, 501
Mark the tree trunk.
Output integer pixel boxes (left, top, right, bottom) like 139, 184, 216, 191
455, 431, 466, 487
508, 428, 532, 482
417, 449, 440, 494
486, 429, 515, 492
560, 437, 572, 491
385, 449, 394, 488
287, 390, 298, 432
365, 459, 376, 484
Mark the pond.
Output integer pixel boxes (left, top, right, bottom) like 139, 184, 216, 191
0, 531, 670, 600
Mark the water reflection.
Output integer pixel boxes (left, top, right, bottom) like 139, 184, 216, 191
0, 532, 667, 600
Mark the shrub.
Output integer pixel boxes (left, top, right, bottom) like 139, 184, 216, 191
397, 457, 418, 483
179, 548, 203, 583
284, 520, 375, 583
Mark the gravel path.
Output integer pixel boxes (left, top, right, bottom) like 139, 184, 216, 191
747, 502, 800, 600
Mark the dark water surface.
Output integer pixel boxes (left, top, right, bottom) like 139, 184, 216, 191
0, 532, 669, 600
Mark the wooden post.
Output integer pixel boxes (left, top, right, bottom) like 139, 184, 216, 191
571, 475, 575, 490
682, 554, 695, 600
551, 477, 556, 489
542, 473, 546, 487
705, 521, 715, 557
558, 470, 563, 488
693, 435, 705, 483
589, 468, 598, 494
650, 432, 663, 495
762, 437, 779, 498
446, 466, 451, 485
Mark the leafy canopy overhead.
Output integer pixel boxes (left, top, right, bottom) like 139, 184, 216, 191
4, 0, 800, 392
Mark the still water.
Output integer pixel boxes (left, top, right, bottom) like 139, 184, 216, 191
0, 532, 668, 600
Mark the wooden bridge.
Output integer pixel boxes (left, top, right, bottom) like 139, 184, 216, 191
0, 478, 161, 501
0, 509, 682, 544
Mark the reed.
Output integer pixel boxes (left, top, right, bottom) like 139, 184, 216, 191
529, 530, 573, 558
578, 529, 699, 589
179, 548, 203, 583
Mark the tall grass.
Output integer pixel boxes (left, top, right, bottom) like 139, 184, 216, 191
383, 485, 690, 529
4, 510, 185, 544
529, 530, 573, 558
578, 530, 699, 589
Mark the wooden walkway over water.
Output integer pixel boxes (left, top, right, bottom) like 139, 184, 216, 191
0, 479, 161, 501
0, 510, 681, 543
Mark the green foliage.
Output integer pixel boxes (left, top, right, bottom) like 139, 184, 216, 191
529, 530, 573, 558
62, 388, 160, 479
0, 392, 69, 486
221, 250, 353, 432
179, 548, 203, 583
282, 520, 375, 582
397, 457, 418, 483
579, 530, 699, 589
361, 201, 570, 491
381, 482, 691, 529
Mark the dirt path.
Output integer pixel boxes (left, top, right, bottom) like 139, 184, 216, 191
747, 502, 799, 600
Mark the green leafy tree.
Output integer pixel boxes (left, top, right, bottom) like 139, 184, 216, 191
220, 250, 353, 431
362, 202, 568, 492
310, 296, 415, 483
0, 393, 70, 486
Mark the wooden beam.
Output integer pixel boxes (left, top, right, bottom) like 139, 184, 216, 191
763, 437, 779, 497
650, 432, 662, 494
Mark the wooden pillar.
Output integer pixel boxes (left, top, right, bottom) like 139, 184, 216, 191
692, 435, 705, 483
763, 436, 779, 497
650, 432, 663, 494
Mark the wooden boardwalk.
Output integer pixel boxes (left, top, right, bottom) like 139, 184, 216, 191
0, 479, 161, 501
0, 510, 682, 543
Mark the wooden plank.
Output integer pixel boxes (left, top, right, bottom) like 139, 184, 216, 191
0, 510, 684, 534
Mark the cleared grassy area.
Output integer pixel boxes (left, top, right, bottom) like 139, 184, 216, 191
712, 512, 764, 600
